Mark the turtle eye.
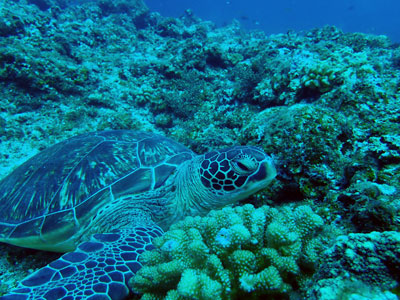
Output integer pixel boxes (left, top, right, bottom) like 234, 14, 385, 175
236, 162, 249, 171
231, 156, 258, 175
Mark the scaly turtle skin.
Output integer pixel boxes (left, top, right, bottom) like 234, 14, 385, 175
0, 130, 276, 300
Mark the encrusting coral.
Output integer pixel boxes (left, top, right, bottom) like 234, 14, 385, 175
130, 203, 325, 299
308, 231, 400, 299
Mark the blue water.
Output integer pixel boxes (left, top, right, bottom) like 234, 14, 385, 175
145, 0, 400, 43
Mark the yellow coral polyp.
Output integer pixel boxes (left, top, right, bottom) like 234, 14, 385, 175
265, 221, 299, 247
260, 248, 300, 275
177, 269, 223, 300
229, 250, 256, 277
293, 205, 324, 238
239, 266, 285, 293
188, 239, 209, 261
229, 223, 251, 246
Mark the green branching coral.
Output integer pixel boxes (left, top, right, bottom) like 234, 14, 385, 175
130, 204, 325, 299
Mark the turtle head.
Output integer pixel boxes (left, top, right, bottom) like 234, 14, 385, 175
171, 145, 276, 224
198, 146, 276, 207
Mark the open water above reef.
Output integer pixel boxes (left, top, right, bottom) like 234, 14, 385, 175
145, 0, 400, 43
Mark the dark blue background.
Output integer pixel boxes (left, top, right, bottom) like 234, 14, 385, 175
145, 0, 400, 43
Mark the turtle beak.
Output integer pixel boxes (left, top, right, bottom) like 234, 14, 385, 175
244, 156, 276, 194
249, 157, 276, 187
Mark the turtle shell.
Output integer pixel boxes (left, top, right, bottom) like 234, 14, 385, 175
0, 130, 194, 251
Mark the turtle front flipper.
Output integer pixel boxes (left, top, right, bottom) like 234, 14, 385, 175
1, 225, 163, 300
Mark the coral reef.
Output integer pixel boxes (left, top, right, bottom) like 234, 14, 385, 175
130, 204, 327, 299
308, 231, 400, 299
240, 103, 350, 202
0, 0, 399, 297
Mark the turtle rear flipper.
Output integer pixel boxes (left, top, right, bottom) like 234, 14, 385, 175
1, 225, 163, 300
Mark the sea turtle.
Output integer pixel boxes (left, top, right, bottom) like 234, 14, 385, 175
0, 130, 276, 300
